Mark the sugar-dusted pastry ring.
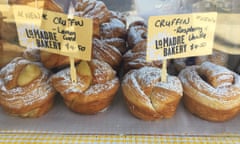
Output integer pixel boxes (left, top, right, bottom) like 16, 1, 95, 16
122, 66, 183, 121
179, 61, 240, 122
0, 57, 56, 118
50, 59, 120, 114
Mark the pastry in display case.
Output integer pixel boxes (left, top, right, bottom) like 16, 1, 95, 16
122, 66, 183, 121
179, 61, 240, 122
0, 57, 56, 118
51, 59, 120, 114
0, 0, 240, 142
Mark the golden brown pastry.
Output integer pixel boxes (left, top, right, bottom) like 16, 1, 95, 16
122, 66, 183, 121
174, 50, 229, 73
123, 40, 163, 73
0, 40, 24, 68
100, 16, 127, 54
93, 38, 122, 70
40, 52, 80, 70
179, 61, 240, 122
127, 21, 147, 49
0, 57, 56, 118
74, 0, 111, 37
51, 59, 120, 114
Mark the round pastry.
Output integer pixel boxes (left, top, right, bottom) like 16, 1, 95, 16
127, 21, 147, 49
179, 61, 240, 122
0, 57, 56, 118
122, 66, 183, 121
123, 40, 163, 73
174, 50, 229, 73
50, 59, 120, 114
74, 0, 111, 37
0, 40, 24, 68
93, 38, 122, 70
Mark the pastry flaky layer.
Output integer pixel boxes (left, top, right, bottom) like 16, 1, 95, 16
122, 67, 183, 121
0, 57, 56, 118
50, 59, 120, 114
179, 61, 240, 122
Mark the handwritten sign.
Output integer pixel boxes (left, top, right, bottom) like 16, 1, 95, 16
12, 5, 93, 61
147, 12, 217, 61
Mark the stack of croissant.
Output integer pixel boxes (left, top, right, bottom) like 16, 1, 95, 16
1, 0, 240, 124
0, 0, 126, 118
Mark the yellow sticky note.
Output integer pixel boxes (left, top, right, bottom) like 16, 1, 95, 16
40, 10, 93, 60
147, 12, 217, 61
13, 5, 93, 61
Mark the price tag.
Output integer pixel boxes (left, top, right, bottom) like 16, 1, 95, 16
147, 12, 217, 61
13, 5, 93, 61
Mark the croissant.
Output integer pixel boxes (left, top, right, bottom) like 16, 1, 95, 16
74, 0, 111, 37
100, 16, 127, 54
123, 40, 163, 73
0, 57, 56, 117
127, 21, 147, 49
179, 61, 240, 122
93, 38, 122, 70
122, 66, 183, 120
51, 59, 119, 114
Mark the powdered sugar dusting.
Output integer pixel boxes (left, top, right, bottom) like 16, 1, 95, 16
51, 59, 119, 98
179, 63, 240, 101
122, 66, 183, 109
0, 57, 55, 109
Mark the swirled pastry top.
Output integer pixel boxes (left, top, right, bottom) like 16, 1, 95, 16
122, 67, 183, 114
50, 59, 119, 103
0, 57, 55, 110
179, 61, 240, 110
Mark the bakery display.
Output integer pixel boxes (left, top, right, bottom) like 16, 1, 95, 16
50, 59, 120, 114
39, 0, 127, 70
122, 66, 183, 121
0, 57, 56, 118
179, 61, 240, 122
0, 40, 24, 68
